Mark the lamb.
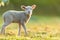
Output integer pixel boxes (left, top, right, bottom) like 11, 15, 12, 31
1, 5, 36, 36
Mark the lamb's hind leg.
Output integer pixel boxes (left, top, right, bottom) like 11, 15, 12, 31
1, 22, 10, 34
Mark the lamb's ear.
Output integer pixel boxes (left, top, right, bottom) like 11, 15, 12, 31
21, 5, 26, 10
32, 5, 36, 9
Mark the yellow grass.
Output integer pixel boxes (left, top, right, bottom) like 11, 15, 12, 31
0, 16, 60, 40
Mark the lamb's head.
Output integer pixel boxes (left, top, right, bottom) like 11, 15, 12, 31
21, 5, 36, 15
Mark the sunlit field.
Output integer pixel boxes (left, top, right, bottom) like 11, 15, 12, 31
0, 15, 60, 40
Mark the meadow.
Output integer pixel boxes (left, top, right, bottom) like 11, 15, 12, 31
0, 15, 60, 40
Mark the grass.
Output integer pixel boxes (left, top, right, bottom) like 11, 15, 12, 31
0, 15, 60, 40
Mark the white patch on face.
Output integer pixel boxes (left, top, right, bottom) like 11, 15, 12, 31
25, 6, 33, 15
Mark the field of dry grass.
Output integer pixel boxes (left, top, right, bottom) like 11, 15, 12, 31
0, 15, 60, 40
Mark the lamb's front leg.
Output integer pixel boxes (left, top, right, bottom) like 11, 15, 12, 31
21, 22, 27, 36
18, 23, 21, 36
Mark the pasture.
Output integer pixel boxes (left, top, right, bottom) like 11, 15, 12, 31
0, 15, 60, 40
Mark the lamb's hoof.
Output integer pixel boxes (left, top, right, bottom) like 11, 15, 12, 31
18, 34, 20, 36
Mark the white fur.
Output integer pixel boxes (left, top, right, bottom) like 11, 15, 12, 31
1, 5, 36, 36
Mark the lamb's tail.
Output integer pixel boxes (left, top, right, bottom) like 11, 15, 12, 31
4, 17, 5, 22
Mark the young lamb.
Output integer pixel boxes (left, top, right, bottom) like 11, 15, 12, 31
1, 5, 36, 36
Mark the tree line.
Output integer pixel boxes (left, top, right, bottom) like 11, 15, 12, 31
0, 0, 60, 16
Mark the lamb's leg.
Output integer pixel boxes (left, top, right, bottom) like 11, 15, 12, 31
18, 23, 21, 36
1, 22, 10, 34
21, 22, 27, 36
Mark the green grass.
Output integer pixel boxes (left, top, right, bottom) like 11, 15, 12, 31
0, 15, 60, 40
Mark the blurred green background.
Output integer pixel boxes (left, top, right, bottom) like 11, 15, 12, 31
0, 0, 60, 16
0, 0, 60, 40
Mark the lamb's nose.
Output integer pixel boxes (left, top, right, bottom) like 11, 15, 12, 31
28, 11, 30, 13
